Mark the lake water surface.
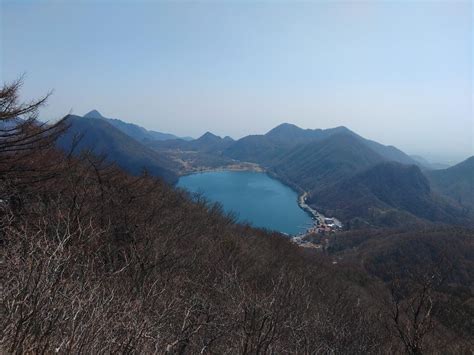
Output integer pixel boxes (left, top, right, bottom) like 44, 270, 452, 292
177, 171, 313, 235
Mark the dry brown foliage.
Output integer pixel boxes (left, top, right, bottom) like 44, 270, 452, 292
1, 78, 470, 354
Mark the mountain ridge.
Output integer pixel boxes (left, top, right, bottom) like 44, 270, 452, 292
84, 109, 192, 142
308, 161, 470, 227
58, 114, 473, 228
224, 123, 419, 167
271, 132, 387, 191
427, 156, 474, 211
57, 114, 179, 183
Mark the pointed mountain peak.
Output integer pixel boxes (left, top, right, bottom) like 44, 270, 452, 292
84, 110, 105, 119
266, 123, 301, 134
331, 125, 351, 133
198, 131, 221, 140
265, 123, 311, 141
275, 122, 298, 128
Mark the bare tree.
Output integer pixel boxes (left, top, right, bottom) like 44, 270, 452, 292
382, 257, 452, 354
0, 76, 66, 182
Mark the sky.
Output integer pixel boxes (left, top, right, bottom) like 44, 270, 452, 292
1, 0, 473, 164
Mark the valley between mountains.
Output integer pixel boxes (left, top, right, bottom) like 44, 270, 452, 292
4, 3, 473, 352
60, 110, 474, 230
2, 90, 472, 352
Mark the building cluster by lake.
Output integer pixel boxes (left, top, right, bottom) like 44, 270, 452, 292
293, 193, 343, 249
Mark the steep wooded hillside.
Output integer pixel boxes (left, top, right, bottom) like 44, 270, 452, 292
224, 124, 352, 165
57, 114, 179, 183
1, 80, 472, 353
428, 156, 474, 210
2, 144, 472, 353
328, 227, 473, 348
84, 109, 188, 142
1, 144, 389, 353
224, 123, 418, 167
149, 131, 234, 154
272, 133, 386, 191
308, 162, 469, 228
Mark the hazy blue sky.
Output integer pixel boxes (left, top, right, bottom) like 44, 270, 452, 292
1, 0, 473, 163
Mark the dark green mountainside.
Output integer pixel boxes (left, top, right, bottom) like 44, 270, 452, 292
57, 114, 179, 183
427, 156, 474, 210
271, 133, 386, 191
3, 77, 472, 354
223, 134, 287, 164
142, 121, 472, 228
57, 113, 472, 229
84, 110, 192, 142
223, 124, 354, 165
149, 131, 234, 154
221, 124, 469, 227
309, 162, 470, 228
224, 123, 418, 167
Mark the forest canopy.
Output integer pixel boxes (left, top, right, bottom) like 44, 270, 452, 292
0, 79, 472, 354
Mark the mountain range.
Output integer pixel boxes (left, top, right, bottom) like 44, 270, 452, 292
84, 110, 193, 142
427, 157, 474, 210
149, 131, 234, 154
310, 161, 470, 228
57, 113, 179, 183
56, 110, 474, 228
224, 123, 419, 167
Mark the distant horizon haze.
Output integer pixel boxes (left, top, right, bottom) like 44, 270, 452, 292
2, 0, 473, 164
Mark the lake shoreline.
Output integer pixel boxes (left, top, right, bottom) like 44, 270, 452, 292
177, 166, 343, 234
298, 192, 318, 220
177, 169, 313, 235
178, 162, 265, 177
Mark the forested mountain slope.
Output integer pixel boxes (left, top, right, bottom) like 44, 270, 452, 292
308, 162, 470, 228
84, 109, 187, 142
1, 81, 472, 353
141, 120, 472, 228
327, 227, 473, 347
1, 133, 387, 353
149, 131, 234, 153
2, 131, 472, 353
224, 123, 469, 228
57, 114, 179, 183
271, 132, 386, 191
223, 134, 287, 164
427, 156, 474, 210
223, 124, 353, 165
57, 113, 472, 229
224, 123, 418, 167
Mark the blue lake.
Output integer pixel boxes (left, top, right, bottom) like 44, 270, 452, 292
177, 171, 313, 235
